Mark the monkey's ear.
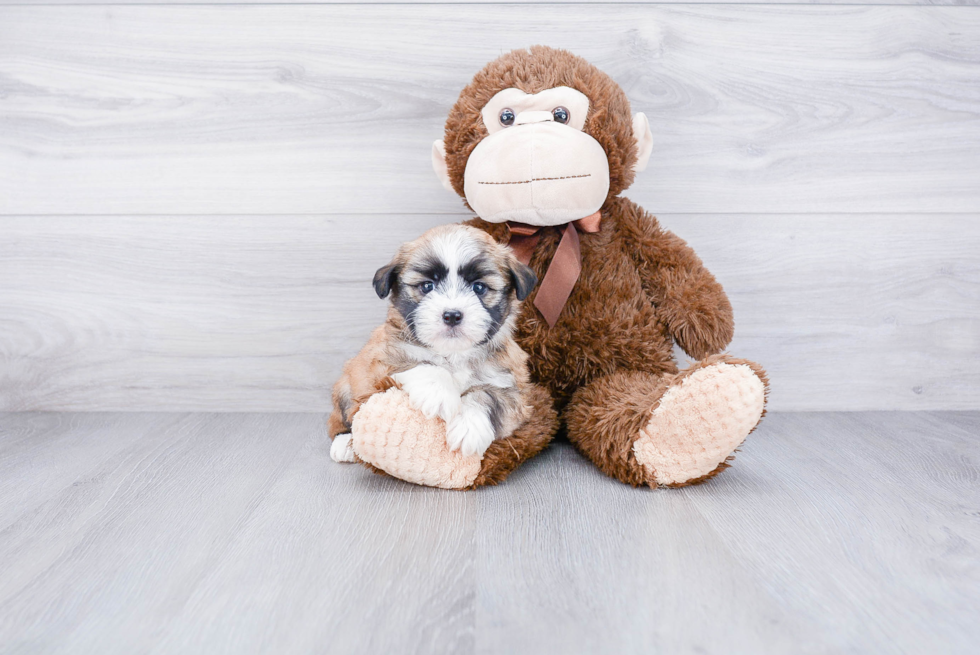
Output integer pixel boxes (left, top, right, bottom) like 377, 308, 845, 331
373, 263, 400, 299
509, 260, 538, 301
431, 139, 455, 193
632, 113, 654, 173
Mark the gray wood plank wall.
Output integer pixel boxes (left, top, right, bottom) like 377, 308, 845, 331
1, 5, 979, 411
2, 0, 977, 6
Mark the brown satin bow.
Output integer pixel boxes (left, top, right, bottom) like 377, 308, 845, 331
506, 211, 602, 327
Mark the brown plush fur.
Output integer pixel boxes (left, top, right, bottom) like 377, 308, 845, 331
440, 47, 766, 487
564, 354, 770, 487
467, 197, 734, 405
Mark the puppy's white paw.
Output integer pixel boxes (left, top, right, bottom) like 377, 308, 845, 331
447, 400, 495, 458
392, 365, 461, 422
330, 433, 356, 463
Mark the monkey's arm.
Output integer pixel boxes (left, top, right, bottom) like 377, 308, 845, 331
617, 200, 734, 360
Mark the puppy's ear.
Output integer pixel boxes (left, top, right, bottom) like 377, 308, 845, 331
373, 263, 399, 299
509, 260, 538, 301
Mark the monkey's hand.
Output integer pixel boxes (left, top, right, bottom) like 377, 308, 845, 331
392, 365, 462, 423
446, 394, 495, 458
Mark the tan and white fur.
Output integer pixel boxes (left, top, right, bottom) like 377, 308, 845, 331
328, 224, 538, 464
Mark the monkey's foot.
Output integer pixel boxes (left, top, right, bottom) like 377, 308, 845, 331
633, 359, 767, 487
351, 388, 482, 489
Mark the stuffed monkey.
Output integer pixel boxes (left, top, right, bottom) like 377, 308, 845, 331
347, 46, 768, 489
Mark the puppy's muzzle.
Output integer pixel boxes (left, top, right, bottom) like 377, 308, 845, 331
442, 310, 463, 327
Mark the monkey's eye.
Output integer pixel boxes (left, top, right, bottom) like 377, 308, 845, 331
419, 281, 434, 294
552, 107, 570, 124
499, 108, 515, 127
472, 281, 488, 296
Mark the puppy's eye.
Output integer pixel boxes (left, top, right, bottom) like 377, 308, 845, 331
499, 108, 515, 127
552, 106, 570, 124
472, 281, 488, 296
419, 281, 434, 294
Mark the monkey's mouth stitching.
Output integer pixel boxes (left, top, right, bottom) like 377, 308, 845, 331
478, 174, 591, 186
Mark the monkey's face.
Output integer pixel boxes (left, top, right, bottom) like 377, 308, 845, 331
460, 87, 610, 226
433, 48, 655, 227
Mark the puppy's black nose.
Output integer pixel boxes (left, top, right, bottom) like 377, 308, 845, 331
442, 310, 463, 327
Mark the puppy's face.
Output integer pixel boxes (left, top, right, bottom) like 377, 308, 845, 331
374, 226, 537, 355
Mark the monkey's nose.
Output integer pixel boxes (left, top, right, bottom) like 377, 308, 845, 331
442, 310, 463, 327
514, 110, 554, 126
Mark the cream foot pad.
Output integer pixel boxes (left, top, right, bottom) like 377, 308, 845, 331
351, 388, 482, 490
633, 363, 766, 486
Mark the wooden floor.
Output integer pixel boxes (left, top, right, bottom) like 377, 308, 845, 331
0, 412, 977, 654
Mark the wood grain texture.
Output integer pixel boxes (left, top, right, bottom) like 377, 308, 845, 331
1, 5, 979, 215
4, 0, 977, 6
475, 412, 980, 654
2, 214, 978, 412
0, 411, 977, 654
0, 413, 474, 655
684, 411, 980, 654
0, 214, 444, 412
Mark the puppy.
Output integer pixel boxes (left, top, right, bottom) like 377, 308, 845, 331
328, 224, 538, 464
